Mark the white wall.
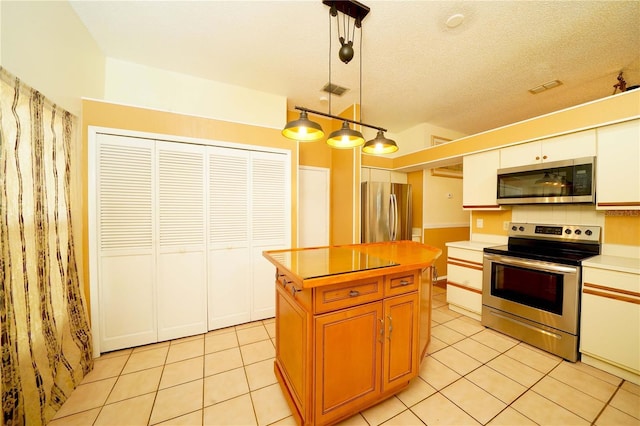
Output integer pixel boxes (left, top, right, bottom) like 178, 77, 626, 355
104, 58, 287, 129
423, 172, 469, 227
389, 122, 468, 158
0, 1, 105, 115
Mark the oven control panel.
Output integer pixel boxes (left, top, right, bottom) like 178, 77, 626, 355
508, 222, 601, 242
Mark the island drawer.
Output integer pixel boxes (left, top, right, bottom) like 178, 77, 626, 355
385, 271, 419, 297
313, 277, 384, 314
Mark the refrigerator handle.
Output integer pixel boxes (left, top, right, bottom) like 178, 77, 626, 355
389, 193, 398, 240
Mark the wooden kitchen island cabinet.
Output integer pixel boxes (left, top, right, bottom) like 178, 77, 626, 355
263, 241, 441, 426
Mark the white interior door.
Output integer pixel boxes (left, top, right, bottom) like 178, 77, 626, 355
96, 134, 156, 352
299, 166, 330, 247
156, 141, 208, 341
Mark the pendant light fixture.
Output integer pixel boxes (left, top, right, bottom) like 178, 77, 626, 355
362, 130, 398, 154
281, 1, 397, 155
281, 110, 324, 141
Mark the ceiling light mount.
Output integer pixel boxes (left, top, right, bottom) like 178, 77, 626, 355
323, 0, 370, 64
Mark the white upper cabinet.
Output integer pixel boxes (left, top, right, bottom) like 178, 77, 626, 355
596, 119, 640, 210
462, 150, 502, 210
499, 130, 596, 169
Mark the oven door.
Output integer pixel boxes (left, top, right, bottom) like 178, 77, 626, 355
482, 253, 580, 334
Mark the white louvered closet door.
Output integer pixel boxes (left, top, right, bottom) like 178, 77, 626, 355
96, 134, 156, 352
208, 147, 252, 329
156, 141, 208, 341
251, 151, 290, 320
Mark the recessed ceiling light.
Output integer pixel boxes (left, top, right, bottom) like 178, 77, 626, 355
446, 13, 465, 29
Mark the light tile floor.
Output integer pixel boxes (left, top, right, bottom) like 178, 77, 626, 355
50, 286, 640, 425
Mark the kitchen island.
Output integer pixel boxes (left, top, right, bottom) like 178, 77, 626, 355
263, 241, 441, 426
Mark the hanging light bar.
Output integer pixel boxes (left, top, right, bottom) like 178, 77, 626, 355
281, 1, 397, 155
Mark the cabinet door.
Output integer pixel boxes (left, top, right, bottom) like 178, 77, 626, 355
463, 150, 501, 209
96, 134, 156, 352
596, 120, 640, 209
156, 141, 208, 341
499, 142, 542, 169
540, 130, 595, 163
383, 292, 419, 391
500, 130, 596, 169
276, 284, 309, 421
315, 303, 383, 424
581, 267, 640, 374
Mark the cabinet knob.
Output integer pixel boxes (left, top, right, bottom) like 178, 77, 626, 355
543, 155, 548, 160
535, 156, 540, 160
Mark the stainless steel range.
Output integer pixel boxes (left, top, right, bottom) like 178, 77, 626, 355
482, 222, 601, 361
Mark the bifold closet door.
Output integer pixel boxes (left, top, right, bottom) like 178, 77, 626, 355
97, 134, 156, 352
208, 147, 252, 329
156, 141, 208, 341
251, 151, 290, 320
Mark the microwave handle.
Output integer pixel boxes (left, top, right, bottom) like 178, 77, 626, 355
484, 253, 578, 274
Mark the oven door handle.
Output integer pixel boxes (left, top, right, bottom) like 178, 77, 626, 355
484, 253, 578, 274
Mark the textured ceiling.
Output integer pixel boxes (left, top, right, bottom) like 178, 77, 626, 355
70, 1, 640, 140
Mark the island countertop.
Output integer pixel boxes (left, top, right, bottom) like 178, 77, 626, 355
263, 240, 442, 289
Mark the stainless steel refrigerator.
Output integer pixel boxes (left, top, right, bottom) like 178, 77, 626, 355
361, 181, 412, 242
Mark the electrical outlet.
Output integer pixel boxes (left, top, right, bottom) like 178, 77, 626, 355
476, 218, 484, 229
446, 193, 453, 199
503, 221, 510, 231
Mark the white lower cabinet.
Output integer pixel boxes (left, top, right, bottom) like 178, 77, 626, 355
93, 133, 290, 353
580, 263, 640, 384
445, 245, 484, 320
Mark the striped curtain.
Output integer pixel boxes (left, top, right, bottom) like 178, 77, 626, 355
0, 68, 93, 426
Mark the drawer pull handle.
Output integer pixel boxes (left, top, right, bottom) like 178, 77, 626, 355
290, 286, 300, 297
349, 290, 360, 297
399, 280, 410, 286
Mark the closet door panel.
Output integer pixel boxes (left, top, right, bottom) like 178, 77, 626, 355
156, 142, 208, 341
97, 134, 156, 352
208, 147, 252, 329
251, 151, 290, 320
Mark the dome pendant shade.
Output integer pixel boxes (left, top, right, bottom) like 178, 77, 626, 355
362, 130, 398, 154
281, 110, 324, 141
326, 121, 365, 148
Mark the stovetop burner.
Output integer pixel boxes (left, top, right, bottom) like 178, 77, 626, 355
484, 222, 601, 266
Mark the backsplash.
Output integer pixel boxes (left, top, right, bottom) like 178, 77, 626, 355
471, 205, 640, 259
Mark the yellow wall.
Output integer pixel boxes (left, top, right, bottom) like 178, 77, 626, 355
471, 210, 513, 237
81, 99, 299, 312
604, 214, 640, 246
423, 227, 471, 278
408, 171, 424, 231
391, 90, 640, 171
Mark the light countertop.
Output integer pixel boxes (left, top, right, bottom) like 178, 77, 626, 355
582, 255, 640, 275
445, 240, 500, 251
263, 241, 441, 288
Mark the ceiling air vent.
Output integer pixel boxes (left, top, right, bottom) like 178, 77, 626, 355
322, 82, 349, 96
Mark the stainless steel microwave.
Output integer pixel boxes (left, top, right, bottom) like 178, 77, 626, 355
497, 157, 595, 205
